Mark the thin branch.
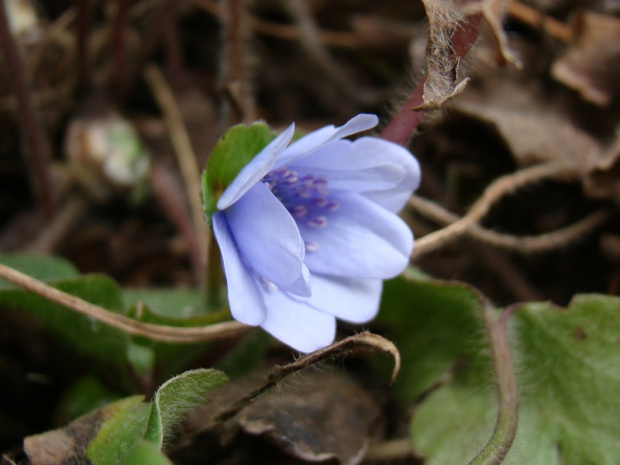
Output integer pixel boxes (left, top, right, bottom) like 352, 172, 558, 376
507, 1, 572, 43
112, 0, 131, 103
144, 65, 210, 287
190, 0, 358, 48
409, 196, 611, 254
468, 305, 518, 465
411, 163, 577, 258
219, 0, 256, 123
0, 0, 56, 219
0, 262, 249, 343
211, 332, 400, 426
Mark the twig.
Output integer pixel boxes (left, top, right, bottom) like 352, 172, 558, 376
28, 196, 89, 253
219, 0, 256, 123
363, 438, 414, 462
507, 1, 572, 44
411, 163, 577, 258
0, 0, 56, 219
409, 196, 611, 254
288, 0, 381, 107
468, 305, 518, 465
190, 0, 357, 48
112, 0, 130, 103
144, 65, 210, 287
150, 161, 203, 282
211, 332, 401, 425
76, 0, 91, 94
0, 262, 249, 343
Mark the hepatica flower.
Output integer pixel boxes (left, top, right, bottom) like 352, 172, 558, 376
203, 114, 420, 353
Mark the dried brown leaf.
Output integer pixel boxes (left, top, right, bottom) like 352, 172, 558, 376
551, 12, 620, 106
453, 83, 603, 170
414, 0, 471, 111
584, 134, 620, 203
23, 407, 104, 465
237, 368, 382, 465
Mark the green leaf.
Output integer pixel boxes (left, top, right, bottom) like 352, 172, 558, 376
122, 440, 174, 465
0, 273, 131, 362
144, 368, 228, 448
56, 376, 122, 424
123, 287, 210, 318
202, 122, 276, 217
378, 276, 491, 402
0, 253, 78, 289
382, 275, 620, 464
86, 396, 150, 465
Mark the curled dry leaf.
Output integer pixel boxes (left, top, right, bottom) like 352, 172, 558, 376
453, 81, 602, 171
23, 400, 117, 465
237, 369, 382, 465
584, 134, 620, 203
464, 0, 522, 68
414, 0, 471, 111
184, 369, 382, 465
551, 12, 620, 107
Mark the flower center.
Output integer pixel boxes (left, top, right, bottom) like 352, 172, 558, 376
263, 166, 339, 252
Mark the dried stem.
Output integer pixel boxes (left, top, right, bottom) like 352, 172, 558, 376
363, 438, 414, 462
28, 196, 89, 253
112, 0, 130, 103
190, 0, 357, 48
219, 0, 256, 123
468, 305, 518, 465
212, 332, 401, 425
411, 163, 577, 258
150, 161, 203, 282
288, 0, 382, 106
507, 1, 572, 43
409, 196, 610, 254
76, 0, 92, 94
144, 65, 210, 287
0, 0, 56, 219
0, 262, 249, 343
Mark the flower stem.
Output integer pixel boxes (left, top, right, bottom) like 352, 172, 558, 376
468, 305, 519, 465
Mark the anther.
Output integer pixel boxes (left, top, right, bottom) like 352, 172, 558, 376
305, 241, 319, 252
307, 216, 327, 228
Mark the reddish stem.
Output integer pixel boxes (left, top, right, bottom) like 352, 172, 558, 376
380, 13, 483, 145
0, 0, 55, 219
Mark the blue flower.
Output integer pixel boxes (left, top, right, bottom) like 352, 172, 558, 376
212, 114, 420, 352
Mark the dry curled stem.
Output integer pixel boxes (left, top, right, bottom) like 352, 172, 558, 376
144, 65, 210, 284
411, 163, 577, 258
0, 262, 250, 343
213, 332, 401, 425
409, 196, 610, 254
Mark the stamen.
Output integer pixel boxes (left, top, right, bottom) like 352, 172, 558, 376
291, 205, 308, 218
307, 216, 327, 228
305, 241, 319, 252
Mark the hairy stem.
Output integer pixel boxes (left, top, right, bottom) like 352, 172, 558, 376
0, 262, 249, 343
468, 306, 519, 465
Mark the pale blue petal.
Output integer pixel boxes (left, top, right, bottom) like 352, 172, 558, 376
217, 123, 295, 210
300, 192, 413, 279
305, 274, 382, 323
212, 212, 266, 326
280, 263, 312, 297
274, 114, 379, 168
226, 182, 308, 292
260, 289, 336, 353
292, 137, 421, 212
